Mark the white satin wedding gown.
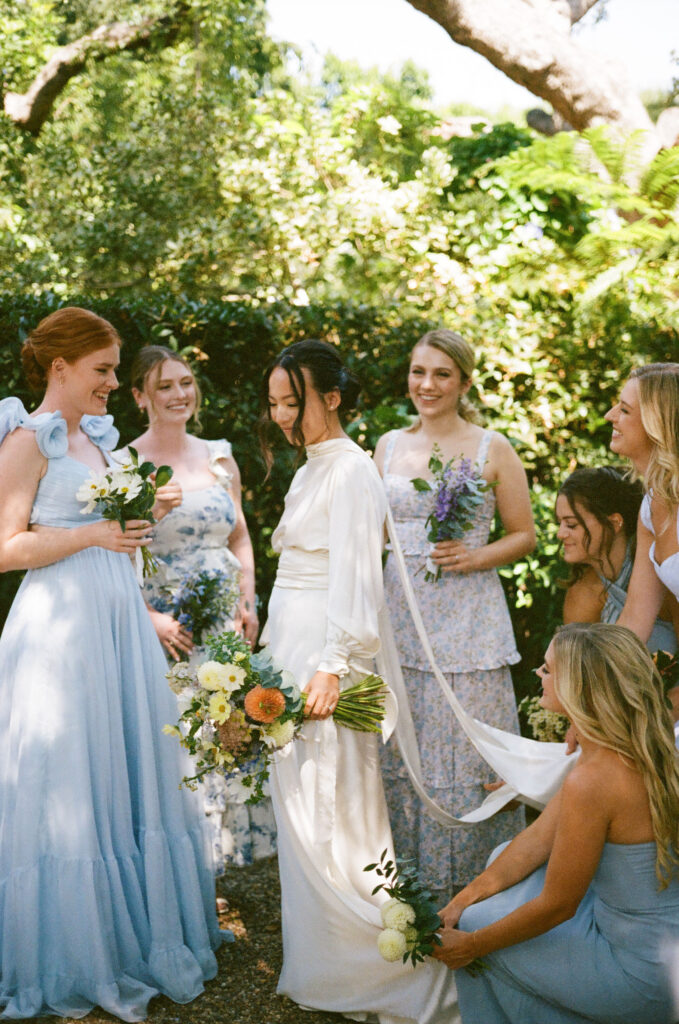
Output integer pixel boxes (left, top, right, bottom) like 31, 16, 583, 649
262, 437, 459, 1024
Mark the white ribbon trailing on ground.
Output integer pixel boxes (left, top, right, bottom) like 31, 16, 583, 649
376, 504, 577, 829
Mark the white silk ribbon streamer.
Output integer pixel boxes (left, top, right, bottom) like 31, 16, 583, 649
375, 503, 577, 828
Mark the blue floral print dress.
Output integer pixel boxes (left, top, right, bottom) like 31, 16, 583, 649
135, 440, 277, 872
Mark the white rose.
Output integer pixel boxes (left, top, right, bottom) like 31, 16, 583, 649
377, 928, 408, 962
262, 718, 296, 749
381, 899, 417, 932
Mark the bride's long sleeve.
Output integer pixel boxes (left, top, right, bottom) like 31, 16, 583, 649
317, 454, 387, 680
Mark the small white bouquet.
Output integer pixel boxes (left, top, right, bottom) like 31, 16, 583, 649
364, 849, 442, 967
76, 446, 172, 577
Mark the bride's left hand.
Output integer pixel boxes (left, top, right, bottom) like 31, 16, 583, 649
303, 671, 340, 720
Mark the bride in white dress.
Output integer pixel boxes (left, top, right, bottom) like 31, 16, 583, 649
261, 340, 459, 1023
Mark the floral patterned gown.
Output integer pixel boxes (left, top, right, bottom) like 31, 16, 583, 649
380, 428, 525, 899
134, 439, 277, 872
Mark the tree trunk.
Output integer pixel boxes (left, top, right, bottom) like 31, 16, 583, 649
404, 0, 654, 135
3, 2, 190, 136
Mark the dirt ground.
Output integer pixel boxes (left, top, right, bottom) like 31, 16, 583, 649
37, 856, 344, 1024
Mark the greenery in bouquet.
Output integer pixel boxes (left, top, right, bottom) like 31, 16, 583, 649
162, 568, 241, 648
165, 630, 302, 802
364, 849, 443, 967
412, 444, 492, 582
165, 630, 390, 803
76, 446, 172, 577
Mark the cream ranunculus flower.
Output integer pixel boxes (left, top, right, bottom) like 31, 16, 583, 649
381, 899, 417, 932
197, 660, 236, 692
162, 724, 182, 737
208, 691, 232, 724
377, 928, 408, 962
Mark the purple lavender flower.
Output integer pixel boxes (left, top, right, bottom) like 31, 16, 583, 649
412, 447, 491, 581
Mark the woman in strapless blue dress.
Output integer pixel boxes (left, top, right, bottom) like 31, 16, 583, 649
433, 622, 679, 1024
0, 308, 222, 1021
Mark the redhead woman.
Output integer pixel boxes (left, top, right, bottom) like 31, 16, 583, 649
374, 329, 534, 900
435, 623, 679, 1024
260, 339, 459, 1022
0, 309, 221, 1021
122, 345, 276, 872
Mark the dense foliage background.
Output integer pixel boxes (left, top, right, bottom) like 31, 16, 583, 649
1, 0, 678, 709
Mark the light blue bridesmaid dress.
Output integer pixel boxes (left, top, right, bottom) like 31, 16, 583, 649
0, 398, 223, 1021
456, 841, 679, 1023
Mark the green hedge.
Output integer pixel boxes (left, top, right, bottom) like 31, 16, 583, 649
1, 293, 674, 706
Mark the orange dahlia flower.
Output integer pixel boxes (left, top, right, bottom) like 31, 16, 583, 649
244, 685, 286, 723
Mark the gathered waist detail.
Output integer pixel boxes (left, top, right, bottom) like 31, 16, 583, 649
274, 548, 329, 590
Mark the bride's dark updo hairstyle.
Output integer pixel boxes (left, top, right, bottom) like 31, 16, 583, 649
259, 339, 361, 469
21, 307, 121, 392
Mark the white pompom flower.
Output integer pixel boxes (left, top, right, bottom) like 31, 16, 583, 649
377, 928, 408, 962
262, 718, 296, 749
380, 898, 416, 932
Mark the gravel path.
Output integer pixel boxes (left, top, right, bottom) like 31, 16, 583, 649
36, 856, 343, 1024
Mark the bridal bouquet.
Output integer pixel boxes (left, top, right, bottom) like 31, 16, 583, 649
412, 444, 491, 582
165, 630, 389, 802
76, 446, 172, 577
162, 568, 241, 648
364, 849, 442, 966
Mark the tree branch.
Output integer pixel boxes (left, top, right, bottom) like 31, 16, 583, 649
3, 2, 190, 136
405, 0, 652, 134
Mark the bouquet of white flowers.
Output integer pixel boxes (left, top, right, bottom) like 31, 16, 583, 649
76, 446, 172, 578
364, 849, 442, 967
165, 630, 389, 803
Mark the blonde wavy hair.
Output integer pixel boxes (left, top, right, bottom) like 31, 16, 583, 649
630, 363, 679, 511
552, 622, 679, 887
406, 329, 482, 431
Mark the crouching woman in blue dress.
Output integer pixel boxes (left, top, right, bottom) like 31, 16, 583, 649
433, 621, 679, 1024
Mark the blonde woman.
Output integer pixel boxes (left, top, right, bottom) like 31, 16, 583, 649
610, 364, 679, 635
374, 329, 535, 899
435, 622, 679, 1024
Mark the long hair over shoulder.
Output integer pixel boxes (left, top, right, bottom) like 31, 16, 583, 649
552, 622, 679, 887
